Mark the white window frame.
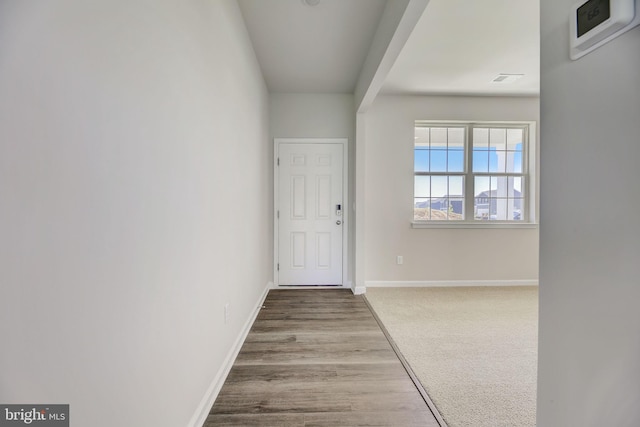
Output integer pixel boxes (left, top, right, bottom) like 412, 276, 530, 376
412, 120, 538, 229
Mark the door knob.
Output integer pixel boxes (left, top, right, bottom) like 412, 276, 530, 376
336, 220, 342, 225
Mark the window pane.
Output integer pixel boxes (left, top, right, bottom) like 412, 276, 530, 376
415, 127, 430, 146
415, 149, 430, 172
474, 176, 490, 196
507, 150, 523, 173
491, 176, 508, 194
489, 150, 506, 172
509, 176, 524, 197
449, 176, 464, 196
508, 199, 524, 221
474, 197, 490, 220
489, 128, 506, 149
448, 149, 464, 172
473, 150, 489, 172
414, 198, 430, 220
431, 176, 448, 198
507, 128, 523, 148
448, 198, 464, 220
431, 128, 447, 148
473, 128, 489, 149
414, 176, 431, 198
448, 128, 465, 149
430, 150, 447, 172
493, 198, 508, 220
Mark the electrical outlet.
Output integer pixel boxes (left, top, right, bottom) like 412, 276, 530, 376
397, 256, 403, 265
224, 303, 230, 325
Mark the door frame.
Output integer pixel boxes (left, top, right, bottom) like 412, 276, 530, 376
273, 138, 349, 287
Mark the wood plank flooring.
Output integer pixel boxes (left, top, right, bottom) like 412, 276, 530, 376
207, 289, 439, 426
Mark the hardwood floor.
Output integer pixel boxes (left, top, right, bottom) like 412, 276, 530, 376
207, 289, 440, 426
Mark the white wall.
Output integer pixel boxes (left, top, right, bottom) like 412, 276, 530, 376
270, 93, 355, 139
364, 95, 539, 283
0, 2, 270, 427
538, 2, 640, 425
270, 93, 356, 285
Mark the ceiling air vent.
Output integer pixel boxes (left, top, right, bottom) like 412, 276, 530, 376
492, 74, 524, 84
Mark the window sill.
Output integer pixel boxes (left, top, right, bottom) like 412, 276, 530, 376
411, 221, 539, 229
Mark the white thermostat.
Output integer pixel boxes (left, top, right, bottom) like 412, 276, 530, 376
570, 0, 640, 59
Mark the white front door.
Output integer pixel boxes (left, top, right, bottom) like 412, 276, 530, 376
276, 142, 344, 286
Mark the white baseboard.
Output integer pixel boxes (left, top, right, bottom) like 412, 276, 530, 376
365, 279, 538, 288
272, 285, 347, 289
352, 285, 366, 295
188, 282, 271, 427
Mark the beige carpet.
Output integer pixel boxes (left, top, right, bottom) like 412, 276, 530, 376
365, 286, 538, 427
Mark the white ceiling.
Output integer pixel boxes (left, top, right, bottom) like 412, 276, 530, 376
238, 0, 540, 96
237, 0, 387, 93
381, 0, 540, 96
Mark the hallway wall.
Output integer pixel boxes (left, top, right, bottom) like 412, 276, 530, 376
538, 1, 640, 424
0, 1, 270, 426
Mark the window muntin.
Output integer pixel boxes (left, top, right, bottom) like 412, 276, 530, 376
414, 123, 530, 223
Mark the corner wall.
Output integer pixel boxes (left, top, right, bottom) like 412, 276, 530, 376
538, 1, 640, 425
364, 95, 540, 283
0, 2, 270, 426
